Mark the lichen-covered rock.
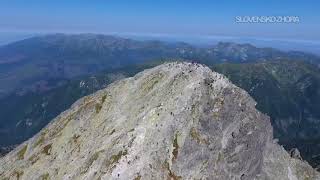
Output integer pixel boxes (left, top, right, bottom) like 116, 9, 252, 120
0, 62, 319, 180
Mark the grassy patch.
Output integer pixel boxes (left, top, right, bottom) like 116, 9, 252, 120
95, 94, 108, 114
95, 103, 102, 113
12, 170, 24, 180
81, 151, 101, 174
33, 134, 45, 148
217, 152, 223, 162
110, 150, 127, 164
106, 150, 128, 169
40, 173, 50, 180
28, 153, 40, 165
141, 73, 164, 93
163, 161, 182, 180
42, 144, 52, 155
172, 134, 179, 161
134, 173, 142, 180
17, 145, 28, 160
190, 127, 209, 144
101, 94, 107, 103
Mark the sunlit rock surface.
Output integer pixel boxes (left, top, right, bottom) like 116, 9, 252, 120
0, 62, 318, 180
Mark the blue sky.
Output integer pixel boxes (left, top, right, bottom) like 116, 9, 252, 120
0, 0, 319, 40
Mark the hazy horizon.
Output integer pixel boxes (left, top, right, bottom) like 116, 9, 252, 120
1, 1, 319, 41
1, 31, 320, 56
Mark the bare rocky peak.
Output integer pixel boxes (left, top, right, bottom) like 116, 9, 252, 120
0, 62, 318, 179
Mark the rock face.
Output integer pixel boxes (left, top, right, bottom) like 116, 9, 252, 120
0, 62, 318, 179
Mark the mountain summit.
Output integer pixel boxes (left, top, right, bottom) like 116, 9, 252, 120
0, 62, 318, 179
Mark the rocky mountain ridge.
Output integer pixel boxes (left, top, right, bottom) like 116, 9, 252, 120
0, 62, 318, 179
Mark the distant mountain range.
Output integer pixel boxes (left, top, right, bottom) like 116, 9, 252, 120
1, 34, 319, 98
1, 34, 320, 169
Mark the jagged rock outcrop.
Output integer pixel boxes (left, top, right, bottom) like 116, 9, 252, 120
0, 62, 318, 179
